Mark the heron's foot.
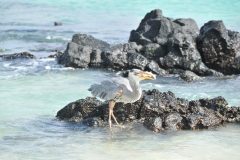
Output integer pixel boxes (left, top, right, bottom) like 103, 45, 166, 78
116, 124, 124, 129
108, 120, 114, 134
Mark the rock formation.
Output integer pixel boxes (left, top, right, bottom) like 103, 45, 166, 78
197, 20, 240, 75
56, 89, 240, 132
57, 9, 240, 81
0, 52, 36, 60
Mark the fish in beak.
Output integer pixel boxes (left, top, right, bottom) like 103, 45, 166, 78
139, 71, 156, 80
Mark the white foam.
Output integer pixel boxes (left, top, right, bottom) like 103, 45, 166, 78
3, 63, 11, 67
45, 66, 51, 70
40, 58, 55, 62
46, 36, 51, 39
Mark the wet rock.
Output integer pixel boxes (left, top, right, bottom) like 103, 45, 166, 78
0, 52, 36, 60
123, 42, 142, 53
56, 97, 102, 122
186, 113, 221, 129
140, 43, 166, 60
140, 89, 189, 120
164, 113, 183, 130
144, 116, 163, 132
197, 20, 240, 75
58, 34, 111, 68
48, 51, 63, 58
224, 106, 240, 122
168, 69, 200, 82
129, 9, 199, 46
129, 9, 223, 77
72, 34, 110, 52
82, 117, 104, 127
54, 22, 62, 26
56, 89, 240, 132
90, 49, 103, 67
128, 52, 148, 70
199, 96, 228, 113
146, 60, 167, 75
102, 44, 128, 70
97, 100, 142, 124
58, 42, 92, 68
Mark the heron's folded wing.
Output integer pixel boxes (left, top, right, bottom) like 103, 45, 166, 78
88, 80, 122, 100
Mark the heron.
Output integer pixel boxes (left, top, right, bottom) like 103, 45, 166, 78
88, 69, 156, 131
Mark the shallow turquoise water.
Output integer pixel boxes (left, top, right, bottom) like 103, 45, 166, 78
0, 0, 240, 159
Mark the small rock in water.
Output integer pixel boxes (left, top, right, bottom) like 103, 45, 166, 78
0, 52, 36, 60
54, 22, 62, 26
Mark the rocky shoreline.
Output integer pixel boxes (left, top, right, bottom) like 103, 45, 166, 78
56, 89, 240, 132
1, 9, 240, 132
1, 9, 240, 82
56, 9, 240, 82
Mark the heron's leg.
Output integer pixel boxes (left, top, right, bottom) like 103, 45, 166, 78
109, 100, 122, 128
108, 100, 114, 133
108, 89, 123, 131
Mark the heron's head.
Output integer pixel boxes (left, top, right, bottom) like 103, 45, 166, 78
129, 69, 156, 81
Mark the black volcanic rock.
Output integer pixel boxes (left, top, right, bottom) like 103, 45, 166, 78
0, 52, 36, 60
56, 89, 240, 132
58, 34, 110, 68
56, 97, 102, 122
127, 52, 148, 70
129, 9, 223, 77
72, 34, 110, 52
197, 20, 240, 75
130, 9, 199, 46
57, 9, 240, 81
102, 44, 129, 70
58, 42, 92, 68
54, 22, 62, 26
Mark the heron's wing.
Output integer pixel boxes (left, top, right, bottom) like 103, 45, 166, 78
111, 76, 133, 92
88, 76, 132, 101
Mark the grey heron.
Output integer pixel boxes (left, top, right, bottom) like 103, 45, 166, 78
88, 69, 156, 131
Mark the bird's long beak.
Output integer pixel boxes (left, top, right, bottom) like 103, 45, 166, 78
140, 71, 156, 80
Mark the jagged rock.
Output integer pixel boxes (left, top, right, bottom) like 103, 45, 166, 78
58, 34, 111, 68
58, 42, 92, 68
224, 106, 240, 122
56, 89, 240, 132
82, 117, 104, 127
144, 116, 163, 132
197, 20, 240, 75
130, 9, 199, 46
128, 52, 148, 70
129, 9, 224, 77
0, 52, 36, 60
72, 34, 110, 51
140, 43, 166, 60
168, 69, 200, 82
56, 97, 102, 122
140, 90, 189, 120
164, 113, 183, 130
48, 51, 63, 58
146, 60, 167, 75
102, 44, 128, 70
57, 9, 239, 79
123, 42, 142, 53
186, 113, 221, 129
90, 49, 103, 67
54, 22, 62, 26
97, 100, 143, 124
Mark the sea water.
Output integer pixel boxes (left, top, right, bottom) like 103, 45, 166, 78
0, 0, 240, 160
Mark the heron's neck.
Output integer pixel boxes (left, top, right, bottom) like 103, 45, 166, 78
128, 76, 142, 99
